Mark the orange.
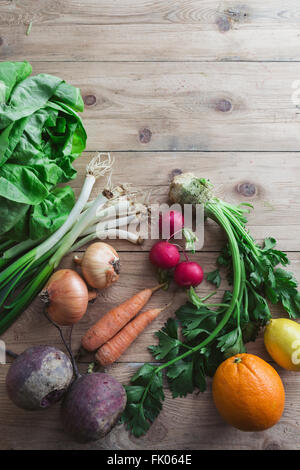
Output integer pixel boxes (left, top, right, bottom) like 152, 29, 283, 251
212, 353, 285, 431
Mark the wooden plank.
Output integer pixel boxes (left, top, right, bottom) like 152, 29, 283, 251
0, 361, 299, 450
70, 151, 300, 251
2, 1, 300, 27
24, 61, 300, 151
2, 251, 299, 363
3, 21, 300, 62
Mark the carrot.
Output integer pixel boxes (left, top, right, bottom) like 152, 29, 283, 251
95, 304, 169, 366
81, 284, 164, 351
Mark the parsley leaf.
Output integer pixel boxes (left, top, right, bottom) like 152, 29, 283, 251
206, 269, 221, 288
149, 318, 181, 361
167, 359, 194, 398
217, 326, 246, 358
122, 364, 164, 437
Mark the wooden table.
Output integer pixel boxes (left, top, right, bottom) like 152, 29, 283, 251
1, 0, 300, 450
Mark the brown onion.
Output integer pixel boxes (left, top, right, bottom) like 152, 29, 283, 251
74, 242, 120, 289
40, 269, 92, 326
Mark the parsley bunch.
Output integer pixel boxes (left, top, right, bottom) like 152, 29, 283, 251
122, 173, 300, 437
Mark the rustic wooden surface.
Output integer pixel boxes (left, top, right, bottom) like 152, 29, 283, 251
0, 0, 300, 450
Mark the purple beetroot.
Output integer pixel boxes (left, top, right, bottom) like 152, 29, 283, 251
61, 372, 127, 443
6, 345, 73, 410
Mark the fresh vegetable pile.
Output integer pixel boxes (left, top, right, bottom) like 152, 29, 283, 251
2, 59, 299, 443
0, 153, 146, 334
122, 172, 300, 437
0, 61, 86, 244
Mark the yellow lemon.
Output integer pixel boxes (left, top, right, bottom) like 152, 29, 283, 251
264, 318, 300, 371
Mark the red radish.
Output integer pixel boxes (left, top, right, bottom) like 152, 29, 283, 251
174, 261, 203, 287
149, 241, 180, 269
159, 210, 184, 238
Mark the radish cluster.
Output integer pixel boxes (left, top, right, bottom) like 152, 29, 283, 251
149, 210, 203, 288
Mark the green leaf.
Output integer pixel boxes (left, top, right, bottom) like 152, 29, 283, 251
217, 327, 246, 358
0, 73, 63, 129
0, 164, 48, 204
0, 197, 29, 237
175, 301, 219, 341
121, 402, 151, 438
149, 318, 181, 361
193, 354, 207, 392
167, 360, 194, 398
262, 237, 277, 251
0, 61, 86, 239
206, 269, 221, 288
122, 365, 164, 438
29, 186, 75, 240
242, 321, 261, 343
0, 61, 32, 102
268, 268, 300, 319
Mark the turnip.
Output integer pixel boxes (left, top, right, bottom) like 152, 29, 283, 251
149, 241, 180, 269
159, 210, 184, 238
6, 346, 73, 410
174, 261, 204, 287
61, 372, 126, 443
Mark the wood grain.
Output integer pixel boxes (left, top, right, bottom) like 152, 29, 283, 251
3, 1, 300, 62
2, 1, 300, 26
69, 151, 300, 251
22, 61, 300, 152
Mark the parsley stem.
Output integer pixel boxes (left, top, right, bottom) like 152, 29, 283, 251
155, 202, 242, 375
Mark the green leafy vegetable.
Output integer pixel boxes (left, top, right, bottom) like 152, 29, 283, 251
0, 61, 86, 241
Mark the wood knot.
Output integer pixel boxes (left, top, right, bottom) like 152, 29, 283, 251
216, 16, 231, 32
225, 7, 249, 22
0, 37, 3, 46
236, 182, 257, 197
139, 128, 152, 143
215, 99, 232, 112
84, 95, 96, 106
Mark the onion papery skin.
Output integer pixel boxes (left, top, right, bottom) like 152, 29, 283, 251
41, 269, 89, 326
80, 242, 120, 289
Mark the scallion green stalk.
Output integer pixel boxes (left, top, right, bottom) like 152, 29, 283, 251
0, 153, 113, 334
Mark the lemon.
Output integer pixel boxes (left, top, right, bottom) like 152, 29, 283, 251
264, 318, 300, 371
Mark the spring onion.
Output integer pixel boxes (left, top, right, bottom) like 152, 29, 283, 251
0, 154, 146, 334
